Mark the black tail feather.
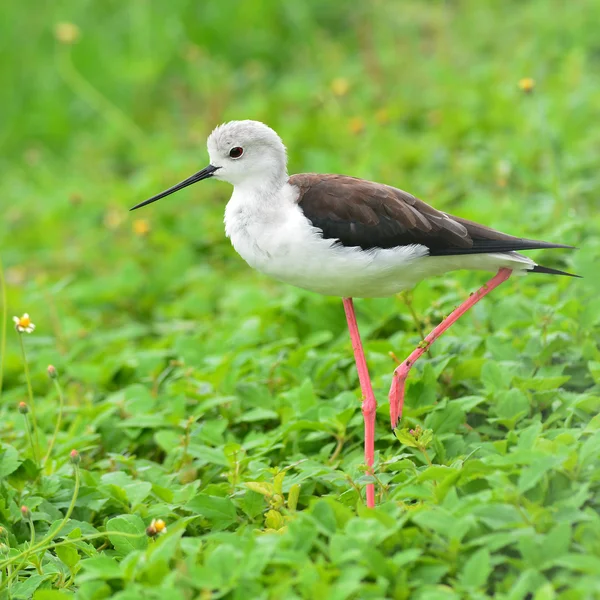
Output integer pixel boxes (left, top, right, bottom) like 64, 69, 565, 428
429, 239, 576, 256
530, 265, 581, 278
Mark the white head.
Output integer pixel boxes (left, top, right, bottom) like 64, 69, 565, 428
130, 120, 288, 211
208, 120, 287, 187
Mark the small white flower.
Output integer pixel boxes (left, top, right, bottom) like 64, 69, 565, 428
13, 313, 35, 334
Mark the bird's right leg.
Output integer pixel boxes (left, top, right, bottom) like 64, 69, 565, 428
342, 297, 377, 508
389, 268, 512, 429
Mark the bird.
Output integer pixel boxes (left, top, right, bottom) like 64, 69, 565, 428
131, 120, 577, 508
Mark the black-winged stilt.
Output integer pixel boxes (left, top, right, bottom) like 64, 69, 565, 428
131, 120, 577, 507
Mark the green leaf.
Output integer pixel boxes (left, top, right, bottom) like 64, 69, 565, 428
588, 361, 600, 384
584, 414, 600, 433
33, 591, 72, 600
0, 444, 22, 478
310, 500, 337, 534
143, 530, 184, 585
264, 509, 285, 529
100, 472, 152, 507
532, 583, 556, 600
459, 548, 491, 589
542, 523, 571, 561
11, 575, 47, 599
518, 534, 544, 568
273, 470, 285, 495
55, 543, 80, 568
414, 585, 460, 599
517, 455, 563, 493
80, 556, 123, 580
513, 375, 571, 391
473, 504, 524, 530
238, 407, 279, 422
493, 389, 529, 425
287, 484, 301, 511
106, 515, 148, 556
425, 404, 465, 434
117, 414, 169, 429
417, 466, 458, 482
245, 482, 274, 496
185, 494, 237, 529
412, 509, 455, 537
419, 428, 434, 447
579, 431, 600, 467
154, 429, 181, 452
394, 428, 418, 447
552, 553, 600, 574
242, 489, 266, 518
204, 543, 244, 588
481, 361, 510, 392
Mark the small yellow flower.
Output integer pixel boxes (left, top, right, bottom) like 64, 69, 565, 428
375, 108, 390, 125
104, 207, 124, 230
148, 518, 167, 536
13, 313, 35, 334
427, 109, 443, 127
54, 22, 80, 45
348, 117, 365, 135
518, 78, 535, 93
69, 193, 83, 206
133, 219, 151, 236
184, 44, 202, 62
496, 159, 512, 188
153, 518, 167, 533
331, 78, 350, 97
6, 267, 26, 286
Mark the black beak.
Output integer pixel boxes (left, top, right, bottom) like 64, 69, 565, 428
130, 164, 220, 211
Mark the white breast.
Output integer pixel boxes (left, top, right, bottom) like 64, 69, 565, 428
223, 183, 535, 298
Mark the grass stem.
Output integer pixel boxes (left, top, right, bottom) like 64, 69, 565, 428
43, 377, 65, 466
23, 414, 38, 464
0, 257, 6, 401
18, 335, 40, 464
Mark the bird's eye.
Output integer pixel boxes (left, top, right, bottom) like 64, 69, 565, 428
229, 147, 244, 159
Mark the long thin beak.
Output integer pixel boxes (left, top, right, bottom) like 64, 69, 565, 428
130, 164, 220, 211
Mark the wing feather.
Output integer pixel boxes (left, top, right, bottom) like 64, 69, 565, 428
290, 173, 572, 256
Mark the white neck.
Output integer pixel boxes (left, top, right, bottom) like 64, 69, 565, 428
231, 170, 288, 202
224, 175, 298, 244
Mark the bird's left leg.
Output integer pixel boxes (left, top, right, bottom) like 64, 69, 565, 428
389, 268, 512, 429
342, 298, 377, 508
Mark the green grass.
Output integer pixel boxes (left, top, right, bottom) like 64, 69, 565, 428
1, 1, 600, 598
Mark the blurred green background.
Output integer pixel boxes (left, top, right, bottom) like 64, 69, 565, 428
1, 1, 600, 598
1, 0, 598, 355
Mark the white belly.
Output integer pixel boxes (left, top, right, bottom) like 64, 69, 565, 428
248, 236, 431, 297
224, 192, 534, 298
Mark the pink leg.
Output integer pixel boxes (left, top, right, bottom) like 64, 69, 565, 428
389, 268, 512, 429
343, 297, 377, 508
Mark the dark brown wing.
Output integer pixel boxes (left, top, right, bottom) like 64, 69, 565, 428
290, 174, 572, 256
